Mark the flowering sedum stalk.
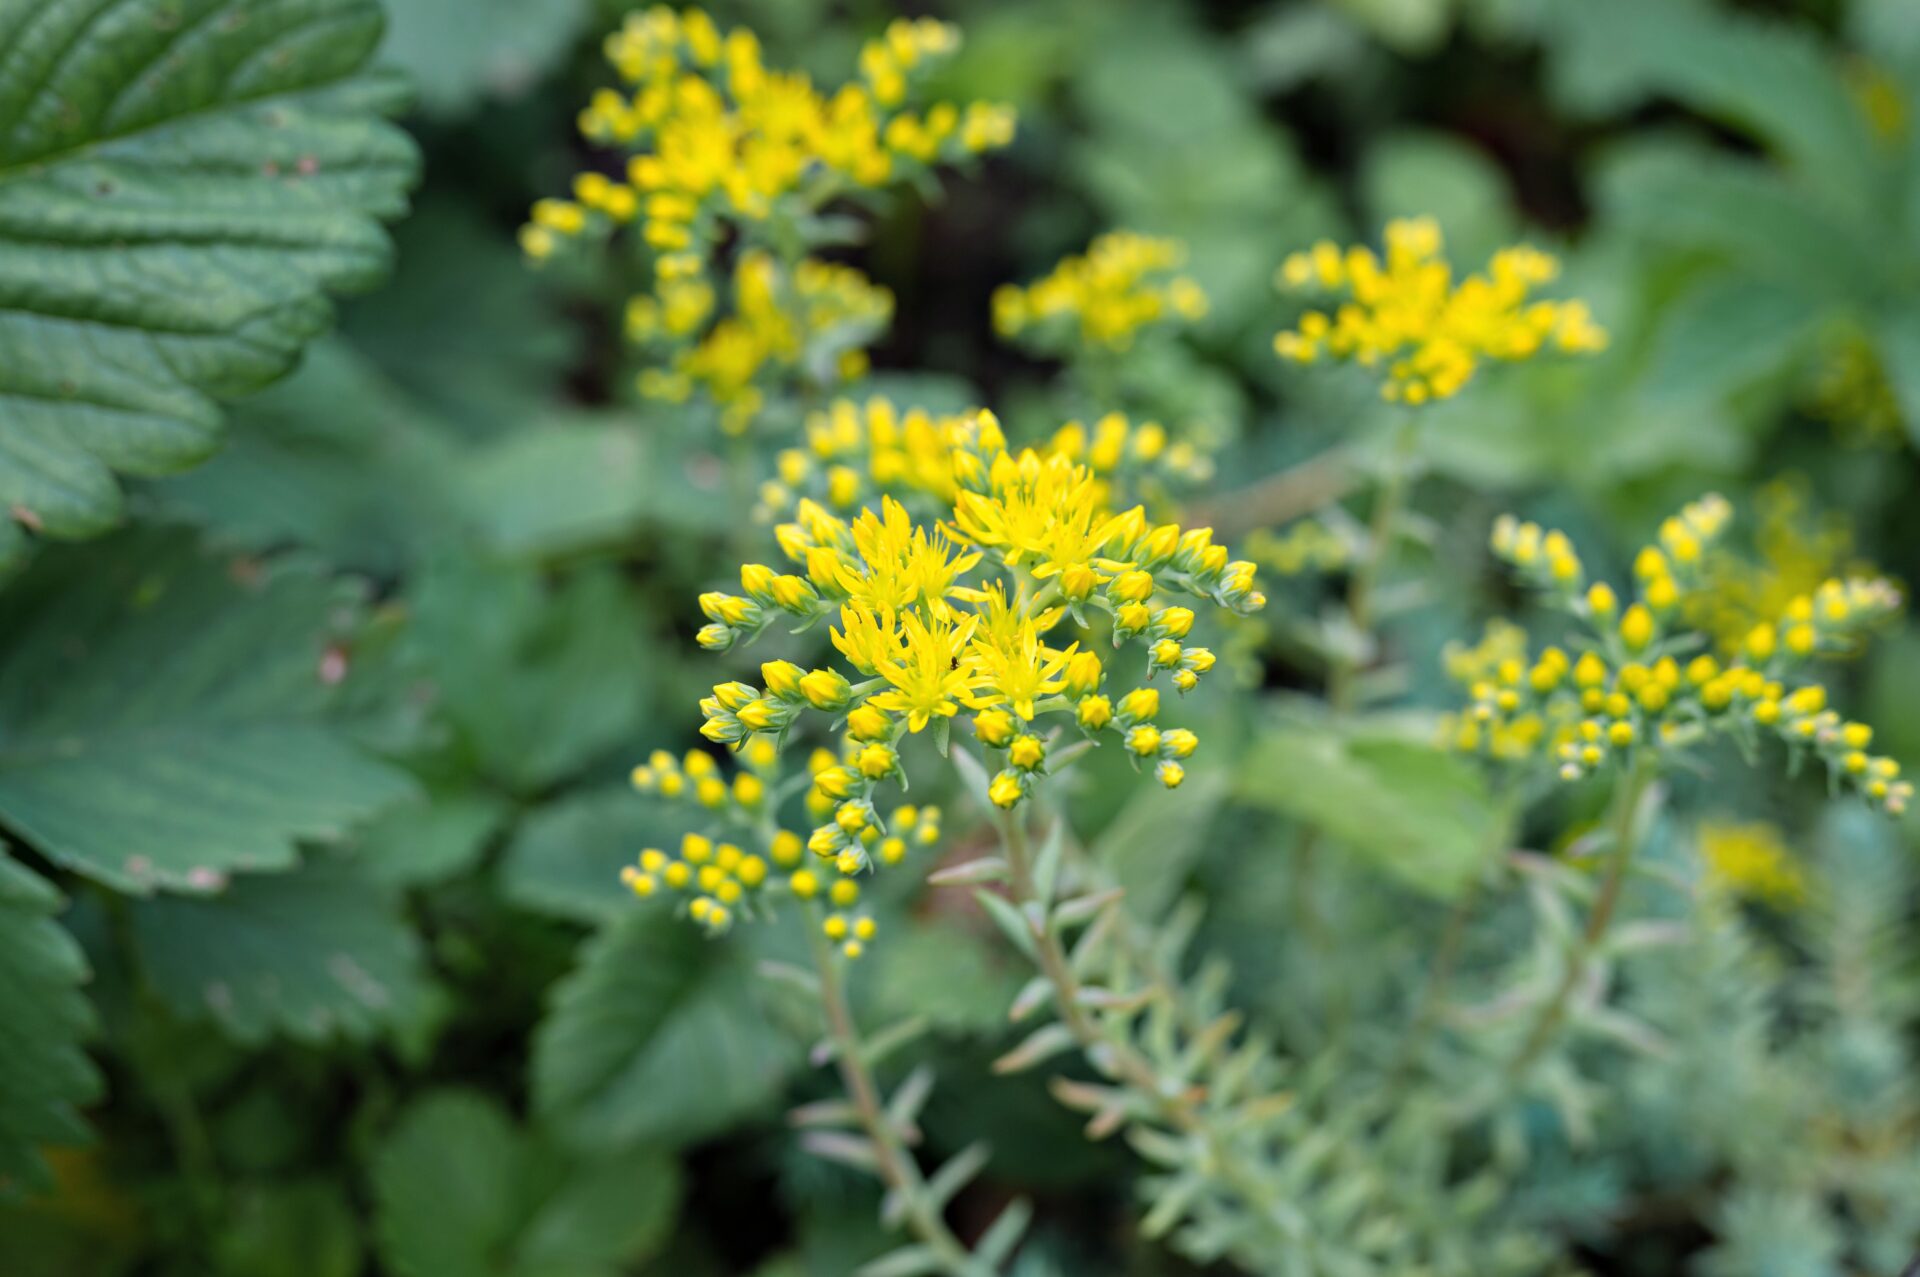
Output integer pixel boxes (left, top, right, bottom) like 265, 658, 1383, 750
693, 410, 1261, 863
521, 7, 1015, 434
754, 397, 1215, 527
1445, 494, 1908, 814
993, 231, 1209, 354
1274, 216, 1607, 403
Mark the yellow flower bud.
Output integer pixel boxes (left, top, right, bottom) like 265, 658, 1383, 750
1112, 570, 1154, 603
762, 660, 805, 701
1078, 696, 1113, 731
799, 668, 853, 710
974, 708, 1017, 747
1119, 687, 1160, 723
1009, 735, 1045, 770
1060, 563, 1099, 600
1127, 725, 1161, 756
846, 703, 891, 741
1586, 583, 1617, 616
771, 830, 803, 866
1064, 650, 1102, 699
988, 770, 1024, 808
856, 743, 897, 779
1620, 604, 1654, 651
740, 563, 779, 601
1160, 728, 1198, 758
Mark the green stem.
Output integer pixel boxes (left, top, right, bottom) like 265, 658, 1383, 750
1389, 877, 1482, 1085
808, 918, 988, 1277
994, 809, 1289, 1242
1329, 416, 1420, 714
1296, 417, 1421, 976
1506, 755, 1654, 1080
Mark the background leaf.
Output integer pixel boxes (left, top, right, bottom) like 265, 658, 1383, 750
0, 849, 101, 1198
0, 0, 418, 560
0, 529, 415, 892
130, 857, 423, 1044
372, 1089, 680, 1277
532, 912, 797, 1151
1235, 721, 1507, 900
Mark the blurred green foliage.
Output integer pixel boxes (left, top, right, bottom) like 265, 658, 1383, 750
0, 0, 1918, 1273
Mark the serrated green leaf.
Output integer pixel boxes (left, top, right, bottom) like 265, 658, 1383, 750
1550, 0, 1883, 214
500, 786, 691, 925
457, 421, 652, 560
153, 338, 468, 574
1236, 722, 1507, 900
1639, 272, 1819, 406
0, 529, 415, 892
0, 849, 102, 1198
355, 789, 509, 888
0, 0, 419, 561
533, 912, 797, 1151
372, 1090, 682, 1277
1598, 145, 1881, 302
130, 856, 422, 1044
408, 558, 652, 794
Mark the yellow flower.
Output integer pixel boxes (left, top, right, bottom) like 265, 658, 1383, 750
863, 608, 982, 731
951, 448, 1130, 580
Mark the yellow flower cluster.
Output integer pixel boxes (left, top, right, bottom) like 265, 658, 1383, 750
1443, 496, 1908, 814
993, 232, 1209, 353
521, 9, 1015, 435
1698, 820, 1805, 907
523, 9, 1013, 266
693, 408, 1261, 878
620, 745, 939, 957
1274, 217, 1608, 403
631, 251, 891, 434
754, 397, 1214, 522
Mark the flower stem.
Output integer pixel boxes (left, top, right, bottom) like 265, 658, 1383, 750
807, 917, 989, 1277
994, 809, 1291, 1246
1506, 755, 1654, 1080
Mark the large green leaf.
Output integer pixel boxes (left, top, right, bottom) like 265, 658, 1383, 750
500, 787, 690, 925
372, 1090, 680, 1277
1550, 0, 1884, 217
1235, 720, 1508, 900
532, 912, 797, 1151
0, 849, 101, 1198
379, 0, 588, 118
1598, 145, 1882, 303
356, 788, 509, 887
1639, 273, 1819, 407
408, 559, 652, 795
0, 0, 419, 562
457, 422, 652, 561
130, 858, 422, 1044
340, 198, 579, 439
0, 530, 416, 892
154, 338, 468, 574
